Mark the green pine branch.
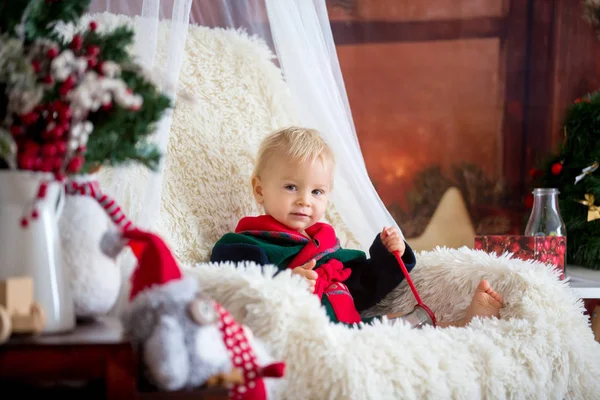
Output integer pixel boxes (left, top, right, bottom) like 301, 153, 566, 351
83, 25, 135, 63
533, 91, 600, 269
84, 69, 172, 173
0, 0, 91, 41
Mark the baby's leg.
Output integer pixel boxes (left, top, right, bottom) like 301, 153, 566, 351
437, 280, 504, 328
464, 279, 504, 321
388, 280, 504, 328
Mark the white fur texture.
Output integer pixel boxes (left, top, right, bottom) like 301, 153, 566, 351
183, 247, 600, 400
59, 175, 120, 318
145, 315, 190, 391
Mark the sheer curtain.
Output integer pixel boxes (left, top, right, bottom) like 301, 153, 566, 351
88, 0, 191, 231
265, 1, 404, 247
88, 0, 403, 252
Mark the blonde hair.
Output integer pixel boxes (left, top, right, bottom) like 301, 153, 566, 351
252, 126, 335, 179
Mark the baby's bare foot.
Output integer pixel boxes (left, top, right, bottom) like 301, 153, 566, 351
464, 280, 504, 324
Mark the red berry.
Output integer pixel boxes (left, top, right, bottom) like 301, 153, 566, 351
89, 21, 98, 31
57, 141, 67, 155
58, 105, 72, 121
41, 159, 54, 172
53, 157, 63, 171
86, 45, 100, 57
21, 111, 39, 125
33, 157, 43, 171
23, 141, 40, 155
49, 125, 65, 139
31, 60, 42, 73
66, 155, 84, 173
101, 102, 113, 111
551, 162, 563, 175
70, 34, 83, 51
43, 74, 54, 84
42, 144, 57, 157
31, 209, 39, 219
20, 218, 29, 227
47, 47, 58, 59
58, 76, 75, 96
87, 57, 98, 68
18, 154, 35, 170
10, 125, 23, 136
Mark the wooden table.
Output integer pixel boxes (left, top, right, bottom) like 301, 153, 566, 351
0, 316, 228, 399
566, 265, 600, 299
566, 265, 600, 342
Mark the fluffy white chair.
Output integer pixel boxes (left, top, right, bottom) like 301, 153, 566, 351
91, 13, 600, 399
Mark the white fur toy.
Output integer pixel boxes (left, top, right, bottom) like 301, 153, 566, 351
59, 175, 121, 318
112, 228, 285, 399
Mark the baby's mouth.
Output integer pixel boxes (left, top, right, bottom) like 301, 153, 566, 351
291, 212, 310, 218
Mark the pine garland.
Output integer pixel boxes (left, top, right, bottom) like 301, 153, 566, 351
0, 0, 172, 175
531, 92, 600, 269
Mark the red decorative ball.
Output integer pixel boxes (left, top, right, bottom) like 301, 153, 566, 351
89, 21, 98, 31
524, 193, 534, 209
70, 34, 83, 51
551, 162, 563, 175
529, 168, 542, 179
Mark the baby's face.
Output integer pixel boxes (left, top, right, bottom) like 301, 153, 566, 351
253, 155, 333, 235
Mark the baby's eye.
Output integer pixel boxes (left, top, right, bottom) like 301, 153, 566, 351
285, 184, 297, 191
312, 189, 324, 196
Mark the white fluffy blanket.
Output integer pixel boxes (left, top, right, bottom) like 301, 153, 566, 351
184, 247, 600, 400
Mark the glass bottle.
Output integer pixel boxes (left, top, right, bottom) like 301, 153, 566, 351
524, 188, 566, 236
524, 188, 567, 276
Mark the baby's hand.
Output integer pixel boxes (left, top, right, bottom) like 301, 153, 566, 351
381, 226, 405, 256
292, 259, 318, 292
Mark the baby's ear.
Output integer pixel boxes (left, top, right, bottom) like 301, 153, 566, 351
251, 176, 264, 204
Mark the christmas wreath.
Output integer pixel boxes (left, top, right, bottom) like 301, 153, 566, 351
0, 0, 171, 177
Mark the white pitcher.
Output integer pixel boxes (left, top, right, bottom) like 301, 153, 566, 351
0, 171, 75, 334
